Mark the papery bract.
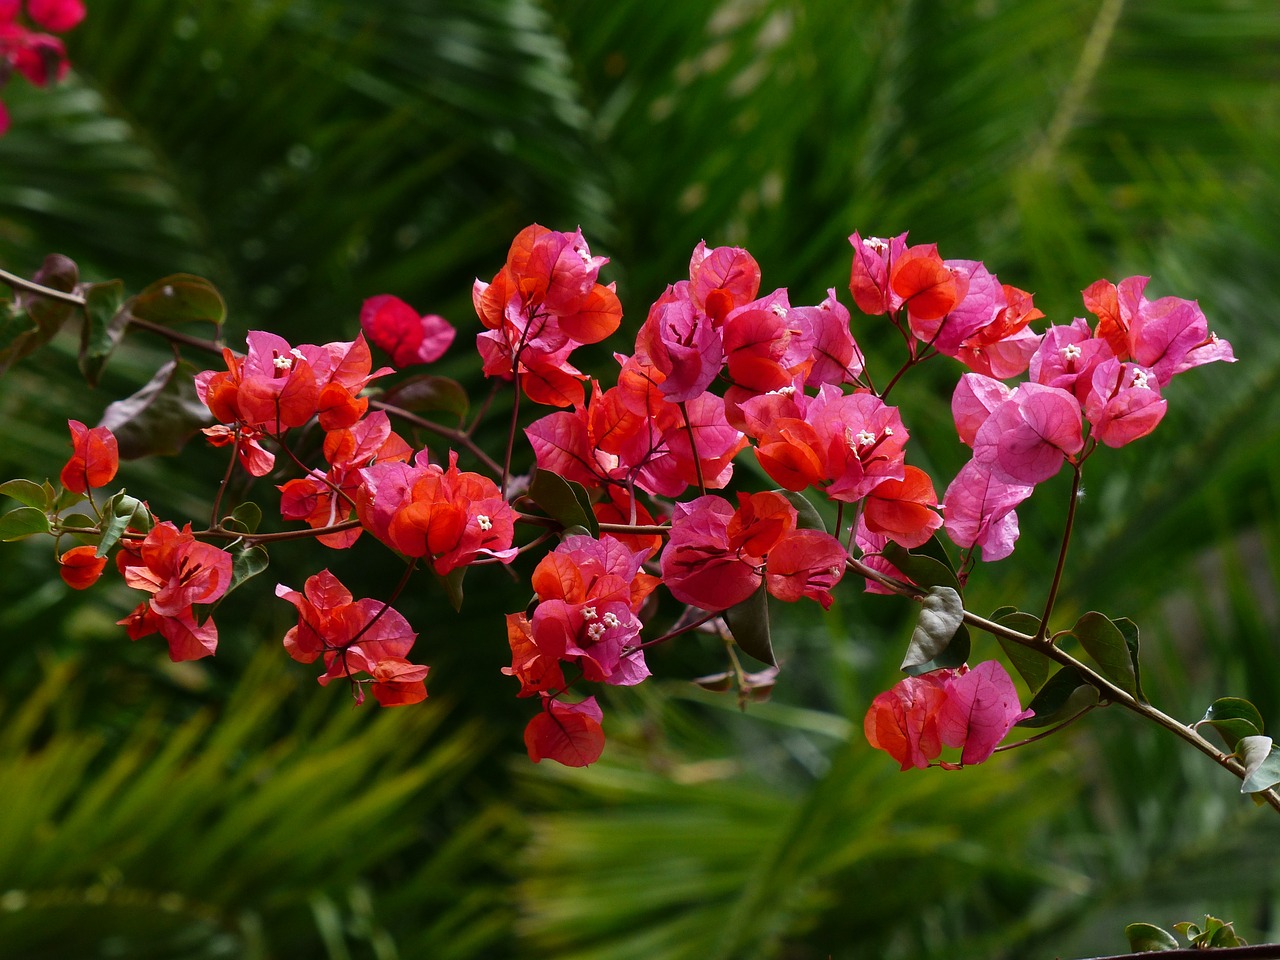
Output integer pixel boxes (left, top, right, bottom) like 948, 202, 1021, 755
863, 466, 943, 549
524, 696, 605, 766
942, 460, 1033, 562
360, 294, 456, 368
59, 544, 107, 589
936, 661, 1035, 765
1083, 359, 1167, 448
972, 383, 1082, 485
60, 419, 118, 494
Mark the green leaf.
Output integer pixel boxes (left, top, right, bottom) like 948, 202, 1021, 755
881, 541, 962, 593
227, 546, 270, 598
127, 274, 226, 331
994, 611, 1052, 693
775, 489, 826, 532
380, 374, 470, 422
0, 478, 52, 511
725, 584, 773, 667
77, 278, 127, 386
1018, 666, 1099, 728
1124, 922, 1180, 952
904, 624, 970, 677
97, 492, 151, 557
1112, 617, 1146, 702
1237, 735, 1280, 794
99, 359, 212, 459
1072, 611, 1140, 699
0, 506, 51, 541
900, 585, 964, 672
526, 468, 599, 538
438, 566, 466, 613
230, 502, 263, 535
1197, 697, 1265, 751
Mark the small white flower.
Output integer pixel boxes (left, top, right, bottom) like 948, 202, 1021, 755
587, 623, 606, 641
1062, 343, 1083, 361
1131, 369, 1149, 390
582, 606, 597, 621
602, 612, 620, 628
855, 430, 877, 447
476, 514, 492, 531
272, 356, 293, 371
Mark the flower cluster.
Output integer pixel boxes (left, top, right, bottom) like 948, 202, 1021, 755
0, 0, 84, 136
18, 219, 1237, 766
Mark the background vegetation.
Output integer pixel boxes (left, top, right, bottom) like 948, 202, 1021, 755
1, 0, 1278, 957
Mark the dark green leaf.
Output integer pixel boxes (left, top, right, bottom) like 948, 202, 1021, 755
1018, 666, 1099, 728
128, 274, 226, 331
99, 359, 212, 459
775, 489, 826, 532
1238, 736, 1280, 794
380, 375, 470, 422
995, 611, 1052, 693
900, 585, 964, 671
1072, 611, 1139, 699
0, 506, 51, 541
1112, 617, 1145, 702
227, 546, 270, 597
97, 492, 151, 557
0, 478, 52, 511
904, 624, 970, 677
77, 278, 127, 386
1124, 923, 1180, 952
725, 584, 773, 667
1198, 697, 1265, 751
230, 502, 263, 535
526, 468, 599, 538
882, 541, 962, 593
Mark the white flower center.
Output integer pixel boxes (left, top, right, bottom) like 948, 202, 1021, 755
476, 514, 492, 531
602, 612, 620, 629
1131, 370, 1149, 390
1062, 343, 1083, 361
582, 606, 597, 621
272, 356, 293, 371
855, 430, 876, 446
863, 237, 889, 255
586, 622, 605, 641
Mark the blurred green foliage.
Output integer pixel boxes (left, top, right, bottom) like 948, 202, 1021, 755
1, 0, 1279, 957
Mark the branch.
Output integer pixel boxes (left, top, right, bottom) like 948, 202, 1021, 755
845, 555, 1280, 814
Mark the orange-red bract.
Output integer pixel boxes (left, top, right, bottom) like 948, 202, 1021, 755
60, 420, 118, 494
58, 544, 107, 589
523, 697, 605, 766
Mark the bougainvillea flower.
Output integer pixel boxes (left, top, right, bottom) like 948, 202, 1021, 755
906, 258, 991, 355
360, 294, 456, 369
116, 521, 233, 660
848, 231, 907, 316
356, 450, 517, 574
1028, 318, 1115, 402
58, 544, 107, 589
972, 383, 1083, 485
1084, 276, 1235, 385
275, 568, 424, 701
863, 466, 943, 549
60, 419, 118, 494
954, 284, 1044, 379
864, 661, 1032, 770
742, 384, 909, 502
892, 244, 960, 325
523, 695, 605, 767
634, 285, 724, 402
279, 411, 412, 548
688, 241, 761, 324
863, 671, 948, 770
661, 492, 846, 610
516, 534, 658, 686
791, 290, 864, 388
201, 424, 276, 477
941, 460, 1033, 562
472, 224, 622, 407
369, 658, 430, 706
935, 661, 1035, 765
1083, 358, 1167, 448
